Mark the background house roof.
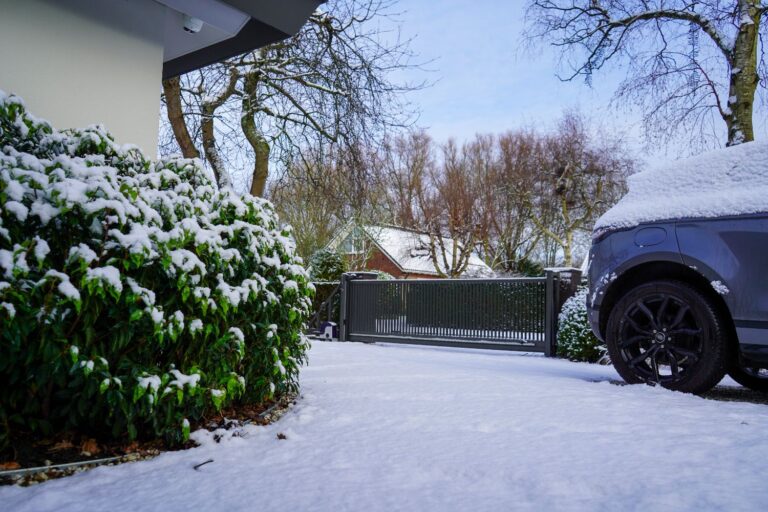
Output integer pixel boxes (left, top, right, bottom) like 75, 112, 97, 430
329, 224, 495, 277
156, 0, 324, 78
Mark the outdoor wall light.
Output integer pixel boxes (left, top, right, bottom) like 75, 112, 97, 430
182, 15, 204, 33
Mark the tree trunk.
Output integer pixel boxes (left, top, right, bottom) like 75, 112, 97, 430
725, 1, 760, 146
248, 136, 270, 197
563, 229, 573, 267
201, 105, 229, 188
241, 70, 271, 197
162, 77, 200, 159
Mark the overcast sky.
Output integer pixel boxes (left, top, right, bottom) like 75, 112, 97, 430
388, 0, 766, 166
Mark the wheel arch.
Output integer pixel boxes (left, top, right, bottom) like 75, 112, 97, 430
598, 261, 738, 354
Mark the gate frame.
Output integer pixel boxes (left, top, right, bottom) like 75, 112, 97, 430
544, 270, 559, 357
338, 269, 581, 355
338, 271, 379, 342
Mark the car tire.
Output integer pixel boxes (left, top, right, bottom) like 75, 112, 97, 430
606, 280, 727, 394
728, 364, 768, 392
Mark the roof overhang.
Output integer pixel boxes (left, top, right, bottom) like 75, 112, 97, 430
156, 0, 324, 79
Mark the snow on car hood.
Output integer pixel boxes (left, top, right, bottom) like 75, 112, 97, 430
595, 140, 768, 230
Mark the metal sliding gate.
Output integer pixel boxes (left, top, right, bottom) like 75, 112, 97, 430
338, 272, 573, 355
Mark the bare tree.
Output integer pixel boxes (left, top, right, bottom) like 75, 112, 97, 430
373, 131, 432, 228
161, 0, 420, 194
415, 140, 485, 278
268, 142, 388, 260
269, 110, 633, 274
478, 131, 542, 273
526, 1, 768, 147
267, 156, 344, 261
521, 111, 632, 266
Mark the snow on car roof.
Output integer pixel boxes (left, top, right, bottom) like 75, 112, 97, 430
595, 140, 768, 230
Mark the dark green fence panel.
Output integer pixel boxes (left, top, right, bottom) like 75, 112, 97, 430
345, 278, 548, 351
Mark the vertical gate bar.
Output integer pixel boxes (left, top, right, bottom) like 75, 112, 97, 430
405, 281, 410, 337
514, 281, 519, 342
519, 281, 524, 343
484, 282, 488, 341
479, 282, 484, 340
465, 282, 470, 340
437, 282, 441, 339
531, 281, 536, 343
474, 281, 478, 339
502, 281, 507, 342
526, 282, 531, 343
339, 274, 349, 341
439, 282, 444, 339
471, 282, 475, 340
506, 281, 511, 342
457, 286, 464, 338
522, 281, 527, 343
544, 278, 548, 343
426, 282, 430, 338
531, 281, 536, 344
544, 271, 555, 356
464, 282, 468, 340
520, 281, 524, 343
399, 281, 404, 334
400, 281, 404, 336
532, 281, 536, 344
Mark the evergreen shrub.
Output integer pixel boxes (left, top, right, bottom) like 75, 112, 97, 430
308, 248, 347, 282
0, 92, 312, 448
557, 286, 606, 363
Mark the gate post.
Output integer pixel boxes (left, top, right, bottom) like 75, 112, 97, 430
544, 268, 583, 357
339, 273, 351, 342
544, 270, 560, 357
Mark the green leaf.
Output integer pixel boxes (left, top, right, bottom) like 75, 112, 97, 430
210, 390, 224, 410
133, 385, 146, 403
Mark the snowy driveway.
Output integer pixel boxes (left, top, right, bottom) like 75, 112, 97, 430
4, 341, 768, 511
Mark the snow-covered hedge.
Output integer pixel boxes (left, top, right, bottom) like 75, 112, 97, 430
0, 92, 313, 447
557, 287, 605, 363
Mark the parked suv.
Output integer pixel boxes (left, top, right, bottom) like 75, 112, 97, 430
587, 142, 768, 394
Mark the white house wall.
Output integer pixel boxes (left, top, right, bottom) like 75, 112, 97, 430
0, 0, 165, 156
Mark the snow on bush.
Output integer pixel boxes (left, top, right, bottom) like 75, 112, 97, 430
0, 92, 313, 447
557, 287, 605, 363
373, 270, 394, 280
308, 248, 347, 282
596, 141, 768, 230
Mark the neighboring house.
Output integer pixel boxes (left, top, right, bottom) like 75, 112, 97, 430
327, 224, 495, 279
0, 0, 321, 155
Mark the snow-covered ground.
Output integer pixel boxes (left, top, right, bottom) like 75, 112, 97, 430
4, 342, 768, 511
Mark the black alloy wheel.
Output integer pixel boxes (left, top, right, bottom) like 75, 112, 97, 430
606, 280, 727, 394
